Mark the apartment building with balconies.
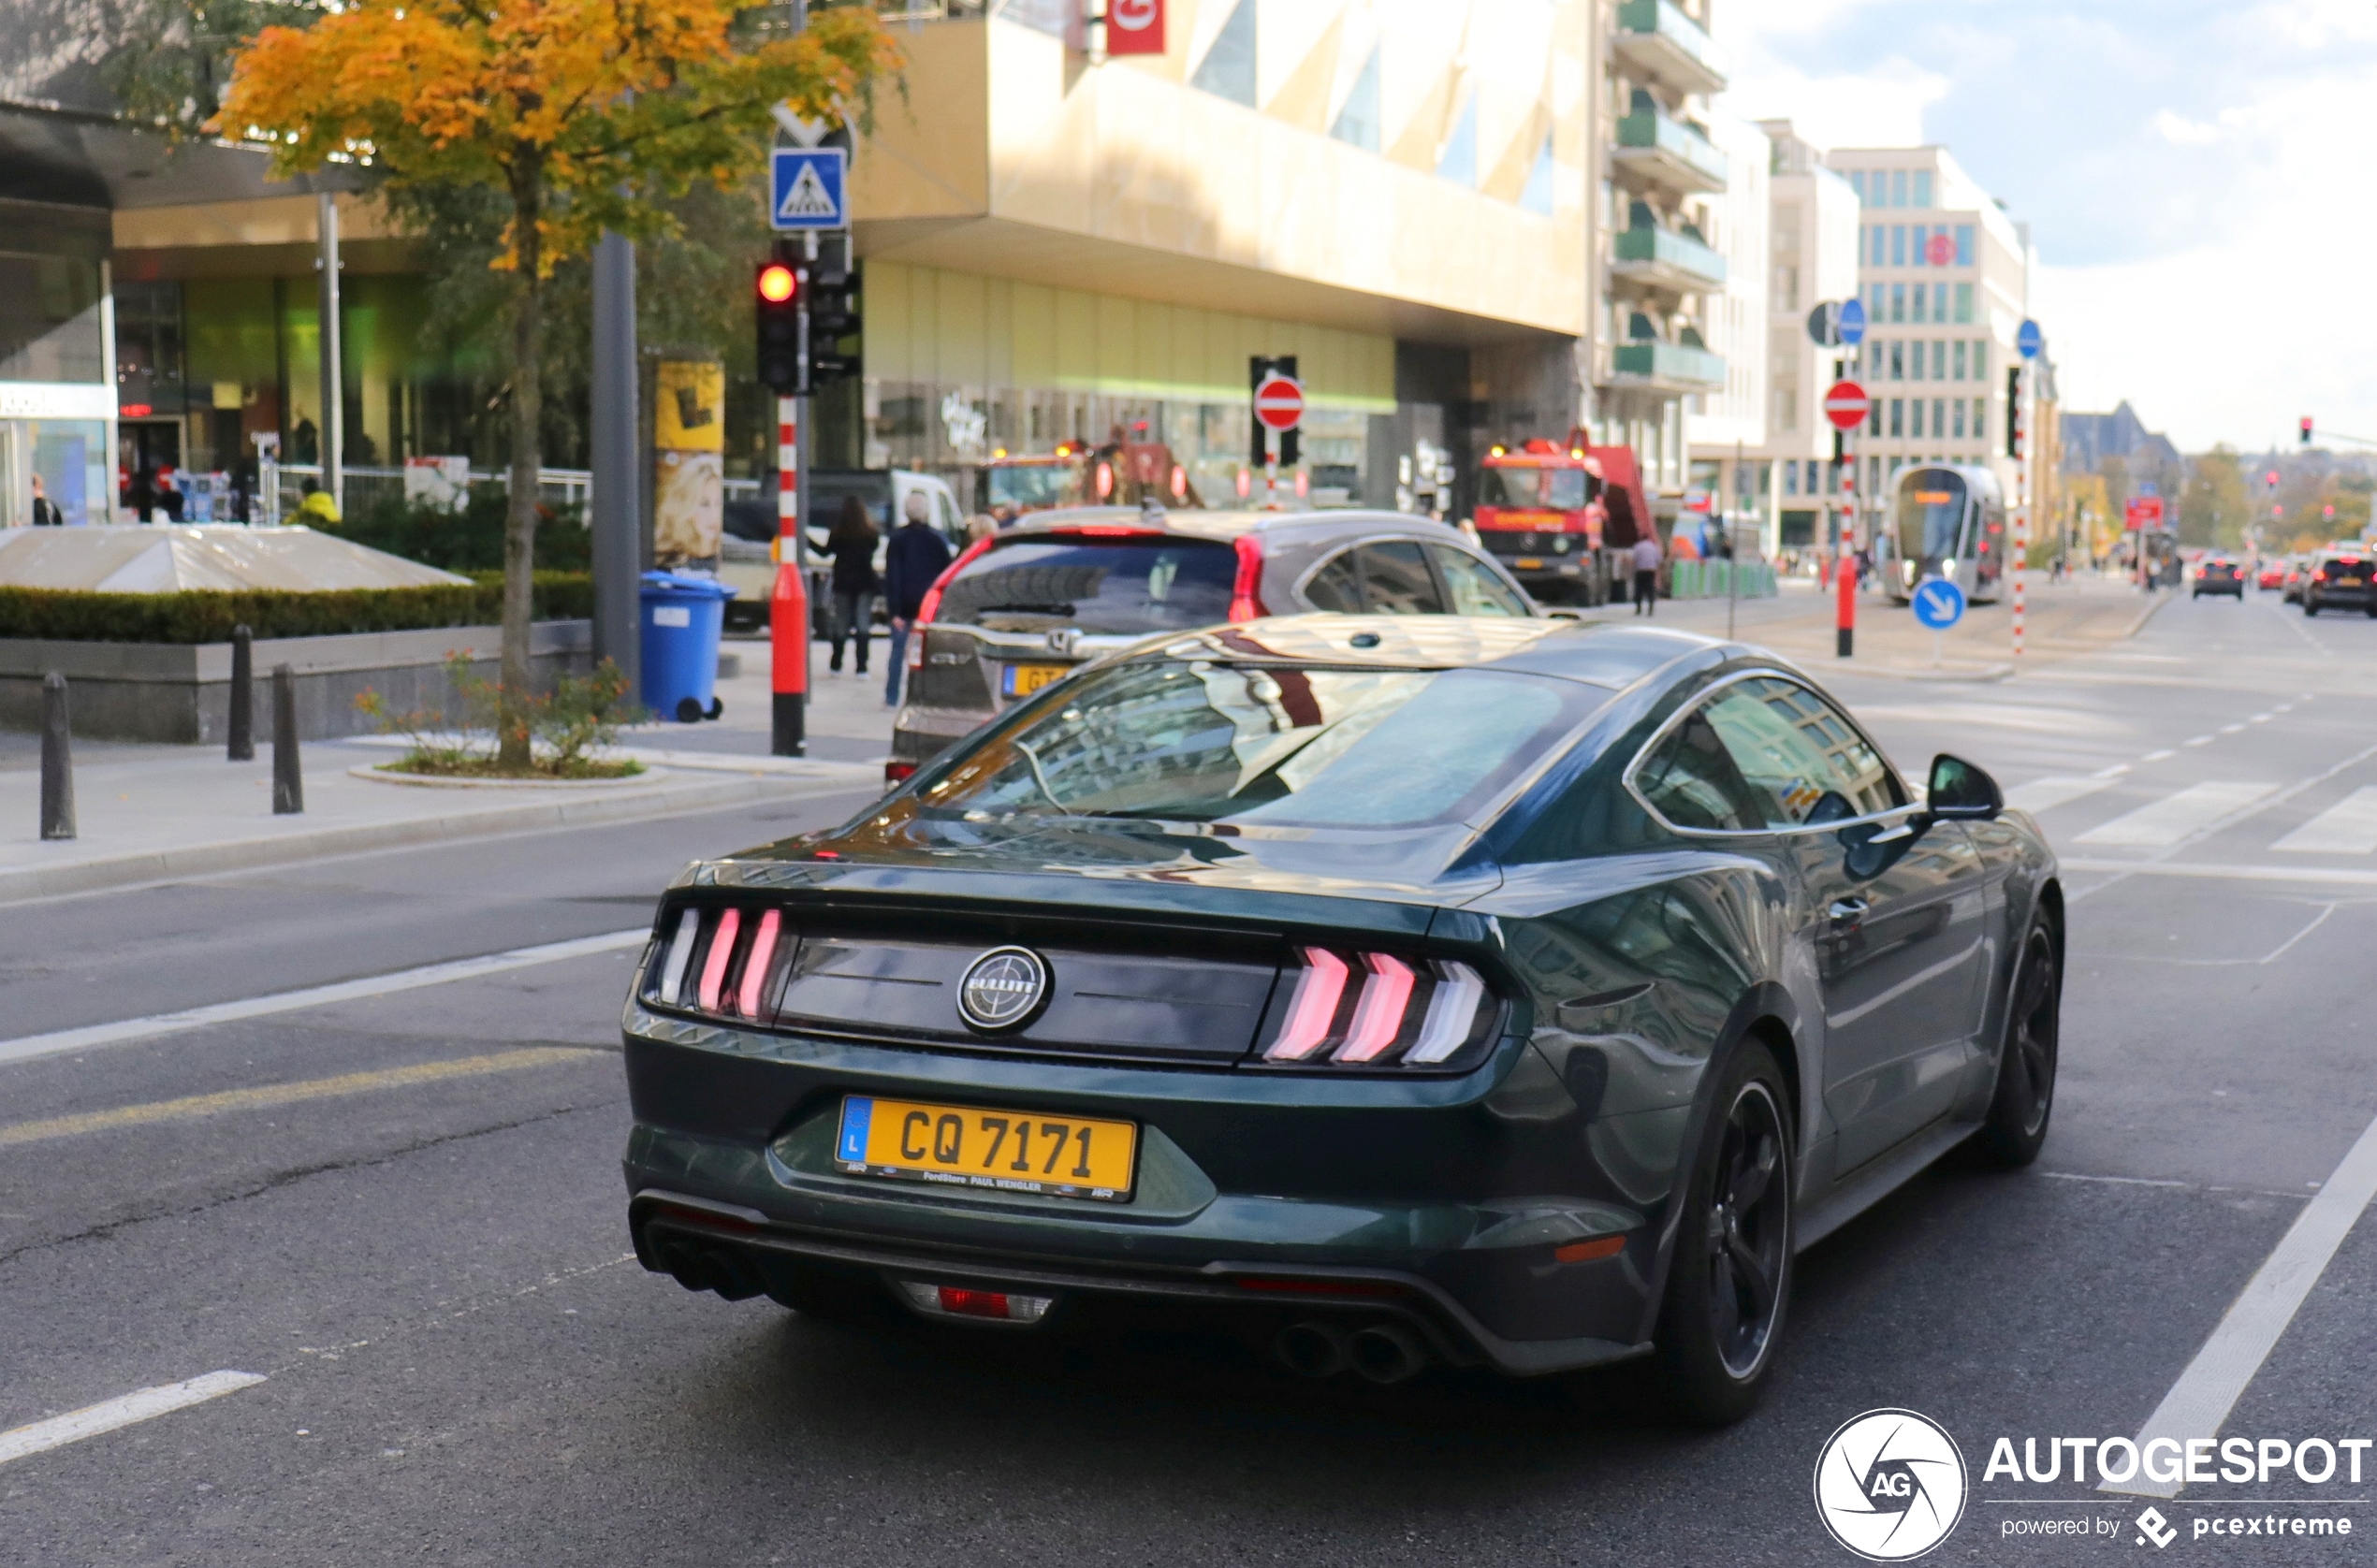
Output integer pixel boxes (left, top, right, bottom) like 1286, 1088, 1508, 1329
1825, 144, 2035, 525
1583, 0, 1729, 499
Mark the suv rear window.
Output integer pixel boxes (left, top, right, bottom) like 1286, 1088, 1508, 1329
937, 535, 1237, 635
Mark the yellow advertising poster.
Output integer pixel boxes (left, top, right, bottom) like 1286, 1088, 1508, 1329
654, 361, 724, 453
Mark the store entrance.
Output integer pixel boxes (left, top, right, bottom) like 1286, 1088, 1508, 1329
119, 420, 183, 520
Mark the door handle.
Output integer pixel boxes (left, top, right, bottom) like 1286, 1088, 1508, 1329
1827, 898, 1870, 923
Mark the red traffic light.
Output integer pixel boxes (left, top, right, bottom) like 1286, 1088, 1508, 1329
2301, 416, 2314, 444
757, 263, 797, 303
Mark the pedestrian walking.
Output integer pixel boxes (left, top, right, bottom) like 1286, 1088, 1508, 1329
824, 496, 879, 675
29, 474, 62, 527
1630, 531, 1662, 617
964, 512, 998, 547
882, 490, 955, 708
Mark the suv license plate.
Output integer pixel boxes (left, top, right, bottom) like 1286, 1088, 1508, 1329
1004, 663, 1070, 697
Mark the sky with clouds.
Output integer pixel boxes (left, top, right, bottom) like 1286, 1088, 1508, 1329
1720, 0, 2377, 453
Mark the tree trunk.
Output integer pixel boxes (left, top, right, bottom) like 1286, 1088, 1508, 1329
498, 153, 545, 771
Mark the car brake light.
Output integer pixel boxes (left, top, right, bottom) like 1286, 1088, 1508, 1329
884, 760, 918, 786
897, 1281, 1053, 1322
695, 907, 740, 1012
649, 903, 792, 1021
1230, 533, 1266, 622
911, 535, 996, 637
1261, 951, 1495, 1070
736, 909, 781, 1018
1054, 524, 1160, 537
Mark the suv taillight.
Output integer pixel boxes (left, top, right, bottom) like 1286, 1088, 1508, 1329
1229, 533, 1266, 622
649, 903, 790, 1022
1256, 948, 1497, 1071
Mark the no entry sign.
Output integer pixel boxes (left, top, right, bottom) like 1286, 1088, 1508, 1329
1253, 373, 1305, 432
1824, 380, 1871, 432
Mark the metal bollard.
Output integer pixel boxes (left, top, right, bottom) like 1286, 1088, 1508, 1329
228, 623, 255, 761
271, 663, 302, 815
39, 670, 74, 841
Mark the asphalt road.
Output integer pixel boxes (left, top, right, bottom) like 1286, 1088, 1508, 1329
5, 584, 2376, 1565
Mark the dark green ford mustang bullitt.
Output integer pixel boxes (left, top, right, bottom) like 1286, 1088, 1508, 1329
620, 614, 2062, 1423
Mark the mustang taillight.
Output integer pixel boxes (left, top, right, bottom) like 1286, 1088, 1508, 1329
1261, 948, 1496, 1070
649, 903, 789, 1023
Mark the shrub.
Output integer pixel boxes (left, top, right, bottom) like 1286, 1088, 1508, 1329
0, 573, 594, 644
357, 653, 644, 779
343, 486, 592, 573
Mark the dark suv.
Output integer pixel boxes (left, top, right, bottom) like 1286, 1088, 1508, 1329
2192, 557, 2244, 599
2302, 550, 2376, 616
886, 507, 1538, 782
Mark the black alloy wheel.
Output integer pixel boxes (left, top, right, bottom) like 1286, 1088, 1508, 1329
1650, 1042, 1793, 1425
1978, 916, 2061, 1167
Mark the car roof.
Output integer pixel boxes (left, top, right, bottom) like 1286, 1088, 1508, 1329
999, 506, 1474, 548
1139, 613, 1725, 690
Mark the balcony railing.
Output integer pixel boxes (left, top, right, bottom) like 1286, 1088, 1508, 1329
1612, 225, 1727, 289
1614, 0, 1728, 94
1611, 341, 1727, 390
1613, 109, 1728, 193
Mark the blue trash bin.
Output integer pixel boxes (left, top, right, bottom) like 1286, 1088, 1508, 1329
640, 571, 734, 722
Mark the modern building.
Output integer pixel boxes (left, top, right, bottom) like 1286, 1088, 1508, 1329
2061, 399, 2180, 477
1678, 104, 1770, 532
1721, 117, 1858, 556
1580, 0, 1730, 502
845, 0, 1598, 516
1823, 144, 2035, 531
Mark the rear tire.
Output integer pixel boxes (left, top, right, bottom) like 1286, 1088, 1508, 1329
1648, 1041, 1793, 1426
1977, 913, 2061, 1168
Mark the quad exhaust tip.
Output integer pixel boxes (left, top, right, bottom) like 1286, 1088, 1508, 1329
1274, 1320, 1428, 1384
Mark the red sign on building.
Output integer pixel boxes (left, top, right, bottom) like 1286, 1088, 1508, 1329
2124, 497, 2166, 531
1105, 0, 1165, 54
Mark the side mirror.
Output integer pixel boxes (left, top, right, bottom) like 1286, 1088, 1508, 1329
1541, 607, 1583, 621
1925, 753, 2003, 820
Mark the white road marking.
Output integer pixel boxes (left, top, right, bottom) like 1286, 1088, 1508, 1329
0, 928, 649, 1067
0, 1372, 266, 1469
2272, 787, 2377, 855
2005, 777, 2116, 814
2182, 735, 2214, 748
2143, 749, 2177, 762
2074, 783, 2279, 848
2102, 1111, 2377, 1499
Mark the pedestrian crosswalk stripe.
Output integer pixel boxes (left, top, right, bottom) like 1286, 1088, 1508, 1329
2272, 785, 2377, 854
2005, 776, 2113, 814
2073, 782, 2278, 848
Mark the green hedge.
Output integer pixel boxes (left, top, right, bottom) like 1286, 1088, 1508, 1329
0, 573, 595, 644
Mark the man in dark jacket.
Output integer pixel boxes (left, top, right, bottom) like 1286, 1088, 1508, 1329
881, 491, 954, 707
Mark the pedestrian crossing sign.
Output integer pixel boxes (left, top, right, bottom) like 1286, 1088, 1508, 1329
770, 148, 846, 231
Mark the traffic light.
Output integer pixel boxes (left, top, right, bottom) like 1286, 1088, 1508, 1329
2005, 368, 2024, 458
755, 262, 803, 396
2302, 416, 2314, 446
807, 262, 862, 387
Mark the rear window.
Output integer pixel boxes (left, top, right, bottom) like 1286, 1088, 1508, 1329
937, 536, 1236, 635
915, 659, 1600, 830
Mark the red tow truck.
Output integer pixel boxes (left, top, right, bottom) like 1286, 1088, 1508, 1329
1471, 435, 1651, 603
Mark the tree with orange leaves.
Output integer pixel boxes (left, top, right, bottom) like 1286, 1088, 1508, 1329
217, 0, 897, 766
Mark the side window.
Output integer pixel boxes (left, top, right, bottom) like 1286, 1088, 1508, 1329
1699, 677, 1906, 827
1431, 545, 1530, 616
1633, 708, 1769, 833
935, 490, 961, 535
1303, 550, 1364, 613
1361, 541, 1445, 614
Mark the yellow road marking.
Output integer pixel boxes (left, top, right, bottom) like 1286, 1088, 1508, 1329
0, 1047, 601, 1149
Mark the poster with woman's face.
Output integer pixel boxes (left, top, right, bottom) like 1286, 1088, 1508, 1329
654, 449, 723, 564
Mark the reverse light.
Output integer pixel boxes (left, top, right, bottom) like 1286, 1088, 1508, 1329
898, 1281, 1053, 1323
1261, 951, 1496, 1070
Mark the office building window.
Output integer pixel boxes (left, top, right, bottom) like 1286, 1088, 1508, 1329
1890, 225, 1905, 266
1909, 399, 1923, 439
1914, 170, 1933, 207
1784, 462, 1799, 497
1867, 403, 1881, 438
1189, 0, 1258, 105
1912, 283, 1928, 321
1954, 340, 1968, 380
1869, 456, 1882, 495
1891, 169, 1908, 207
1910, 223, 1926, 265
1850, 170, 1866, 203
1330, 47, 1382, 152
1953, 399, 1966, 439
1973, 399, 1987, 442
1889, 398, 1903, 437
1809, 460, 1824, 495
1871, 225, 1886, 267
1889, 341, 1903, 381
1932, 399, 1946, 438
1932, 341, 1947, 379
1974, 340, 1989, 379
1890, 283, 1906, 323
1954, 283, 1974, 324
1931, 287, 1946, 324
1955, 224, 1975, 265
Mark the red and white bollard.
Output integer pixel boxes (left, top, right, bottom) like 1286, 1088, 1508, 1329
770, 395, 808, 756
2013, 472, 2028, 660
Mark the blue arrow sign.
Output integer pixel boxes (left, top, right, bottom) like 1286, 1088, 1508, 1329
1911, 575, 1967, 631
1837, 297, 1867, 347
770, 147, 847, 231
2017, 319, 2043, 360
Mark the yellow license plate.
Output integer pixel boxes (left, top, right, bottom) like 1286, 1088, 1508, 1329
1004, 663, 1069, 697
835, 1096, 1138, 1202
1514, 557, 1543, 570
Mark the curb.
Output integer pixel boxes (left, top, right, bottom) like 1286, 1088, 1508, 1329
0, 772, 876, 906
2122, 591, 2176, 639
347, 762, 674, 790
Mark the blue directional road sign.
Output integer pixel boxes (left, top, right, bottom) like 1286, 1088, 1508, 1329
1911, 575, 1967, 631
770, 148, 847, 231
2017, 319, 2043, 360
1838, 297, 1867, 347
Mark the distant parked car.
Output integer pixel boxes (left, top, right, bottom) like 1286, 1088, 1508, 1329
886, 507, 1540, 784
